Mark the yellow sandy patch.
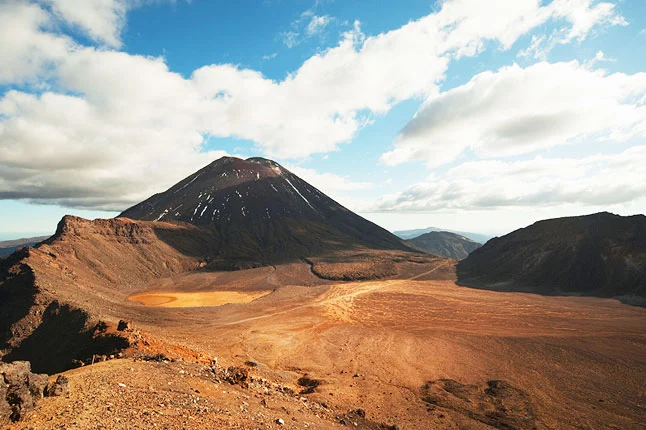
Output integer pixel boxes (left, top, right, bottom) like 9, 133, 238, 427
129, 290, 272, 308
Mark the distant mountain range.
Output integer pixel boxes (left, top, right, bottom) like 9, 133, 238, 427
407, 231, 481, 260
0, 236, 50, 258
457, 212, 646, 305
394, 227, 492, 245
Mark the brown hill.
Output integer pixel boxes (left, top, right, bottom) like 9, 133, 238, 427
408, 231, 481, 260
0, 216, 202, 374
457, 212, 646, 303
119, 156, 415, 268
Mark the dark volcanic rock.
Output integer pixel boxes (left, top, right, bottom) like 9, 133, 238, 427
224, 366, 249, 386
28, 373, 48, 399
1, 361, 49, 424
120, 157, 414, 267
337, 408, 400, 429
46, 375, 69, 397
117, 320, 130, 331
2, 359, 31, 387
457, 212, 646, 302
0, 377, 10, 425
297, 375, 321, 394
408, 231, 481, 260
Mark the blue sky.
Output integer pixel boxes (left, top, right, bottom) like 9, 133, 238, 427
0, 0, 645, 240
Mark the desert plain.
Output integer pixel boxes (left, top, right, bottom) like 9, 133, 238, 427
11, 258, 645, 429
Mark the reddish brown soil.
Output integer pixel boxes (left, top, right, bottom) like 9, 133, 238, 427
7, 358, 364, 430
3, 216, 645, 429
10, 275, 644, 429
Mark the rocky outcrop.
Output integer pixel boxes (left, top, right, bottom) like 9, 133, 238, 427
0, 361, 73, 424
1, 361, 48, 424
45, 375, 69, 397
0, 216, 199, 374
3, 302, 130, 374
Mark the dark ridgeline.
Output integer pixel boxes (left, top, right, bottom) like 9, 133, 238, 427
0, 236, 50, 258
457, 212, 646, 303
120, 156, 415, 268
408, 231, 481, 260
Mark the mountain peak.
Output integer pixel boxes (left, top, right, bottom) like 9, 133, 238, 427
120, 156, 316, 225
202, 156, 282, 176
119, 157, 413, 266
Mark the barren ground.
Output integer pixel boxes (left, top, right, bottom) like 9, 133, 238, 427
129, 291, 273, 308
10, 262, 646, 429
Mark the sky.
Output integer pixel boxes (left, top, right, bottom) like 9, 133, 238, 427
0, 0, 645, 240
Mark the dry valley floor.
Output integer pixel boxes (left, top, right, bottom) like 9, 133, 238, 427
10, 265, 646, 429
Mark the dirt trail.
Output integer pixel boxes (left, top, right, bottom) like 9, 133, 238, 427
306, 260, 455, 323
408, 260, 452, 280
211, 280, 397, 327
210, 260, 455, 326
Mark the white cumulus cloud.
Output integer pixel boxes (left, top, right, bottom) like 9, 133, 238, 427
0, 2, 71, 83
0, 0, 629, 210
375, 145, 646, 212
44, 0, 128, 47
382, 61, 646, 167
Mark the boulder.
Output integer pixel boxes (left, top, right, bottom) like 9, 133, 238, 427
28, 373, 48, 398
117, 320, 131, 331
0, 361, 50, 423
224, 366, 248, 385
46, 375, 70, 397
0, 378, 12, 426
1, 361, 31, 386
6, 384, 34, 421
